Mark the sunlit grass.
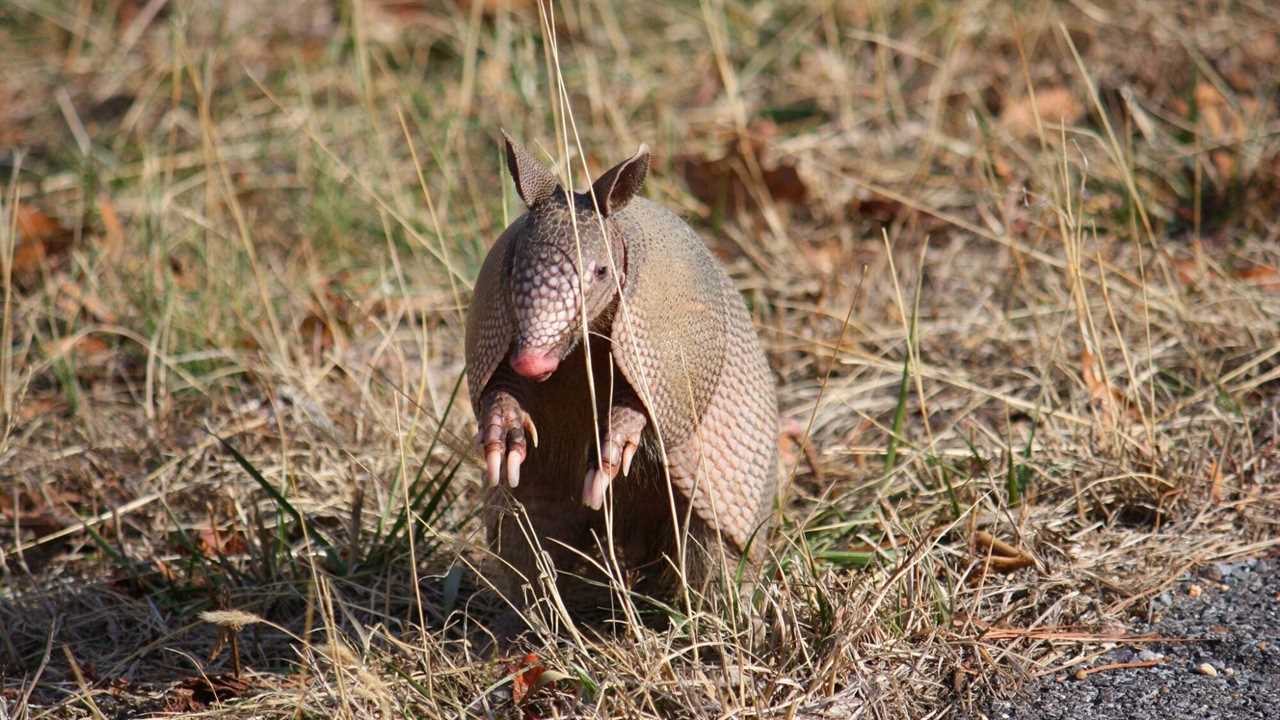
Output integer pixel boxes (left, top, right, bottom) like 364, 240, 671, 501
0, 1, 1277, 718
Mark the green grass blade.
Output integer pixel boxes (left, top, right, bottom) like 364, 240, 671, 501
211, 430, 334, 553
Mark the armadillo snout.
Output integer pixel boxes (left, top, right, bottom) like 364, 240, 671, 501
509, 242, 580, 379
510, 350, 559, 381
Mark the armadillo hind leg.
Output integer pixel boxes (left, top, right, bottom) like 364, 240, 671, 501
485, 491, 603, 619
635, 514, 763, 611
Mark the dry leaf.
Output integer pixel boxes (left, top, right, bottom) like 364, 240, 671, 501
45, 335, 113, 367
1244, 31, 1279, 63
455, 0, 537, 13
0, 500, 66, 535
97, 195, 126, 259
299, 313, 334, 357
164, 674, 252, 712
58, 279, 118, 323
299, 281, 352, 359
14, 396, 65, 423
1172, 256, 1202, 287
1081, 349, 1141, 432
1000, 86, 1085, 137
1208, 458, 1225, 502
1194, 83, 1245, 178
17, 205, 68, 243
678, 120, 809, 217
13, 205, 75, 281
198, 525, 250, 556
507, 652, 546, 705
1196, 83, 1229, 136
1235, 264, 1280, 292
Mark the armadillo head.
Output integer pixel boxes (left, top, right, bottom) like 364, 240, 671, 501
500, 132, 649, 382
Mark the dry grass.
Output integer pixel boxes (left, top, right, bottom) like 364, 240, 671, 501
1, 0, 1278, 717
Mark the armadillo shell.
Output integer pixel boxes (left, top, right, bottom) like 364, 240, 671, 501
610, 198, 778, 552
464, 215, 522, 411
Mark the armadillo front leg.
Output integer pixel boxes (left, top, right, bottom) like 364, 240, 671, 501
583, 390, 648, 510
477, 386, 538, 488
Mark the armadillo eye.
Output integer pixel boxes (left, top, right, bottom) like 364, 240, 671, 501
594, 264, 608, 279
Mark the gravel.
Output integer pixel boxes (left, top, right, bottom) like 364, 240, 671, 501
974, 558, 1280, 720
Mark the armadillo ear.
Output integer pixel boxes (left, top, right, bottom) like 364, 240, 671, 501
502, 130, 559, 208
590, 143, 649, 217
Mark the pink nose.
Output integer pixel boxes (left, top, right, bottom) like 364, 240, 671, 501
510, 351, 559, 381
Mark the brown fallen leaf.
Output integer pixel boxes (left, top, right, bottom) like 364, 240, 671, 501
58, 279, 118, 323
0, 486, 85, 540
56, 335, 111, 361
164, 674, 253, 712
1081, 349, 1142, 431
1235, 264, 1279, 292
1244, 30, 1279, 63
13, 396, 65, 423
1172, 256, 1202, 288
97, 195, 126, 259
299, 312, 333, 358
1208, 458, 1226, 503
0, 504, 66, 536
1000, 86, 1085, 137
299, 281, 352, 360
987, 555, 1036, 572
973, 530, 1024, 558
779, 419, 824, 483
678, 120, 809, 217
44, 335, 114, 381
13, 205, 75, 283
1194, 83, 1245, 179
507, 652, 546, 706
197, 525, 250, 556
455, 0, 538, 14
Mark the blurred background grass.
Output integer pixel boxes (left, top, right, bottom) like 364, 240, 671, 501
1, 1, 1277, 717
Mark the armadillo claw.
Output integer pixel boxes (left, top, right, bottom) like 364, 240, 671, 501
523, 415, 539, 449
582, 405, 645, 508
478, 391, 530, 488
506, 449, 523, 488
599, 427, 642, 479
486, 447, 503, 487
621, 443, 636, 477
582, 467, 608, 510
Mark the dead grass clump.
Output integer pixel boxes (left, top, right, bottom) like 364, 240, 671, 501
1, 0, 1278, 718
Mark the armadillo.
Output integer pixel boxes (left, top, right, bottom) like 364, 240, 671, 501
464, 132, 778, 603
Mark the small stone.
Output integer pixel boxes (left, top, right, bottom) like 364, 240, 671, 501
1188, 584, 1203, 598
1197, 662, 1218, 677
